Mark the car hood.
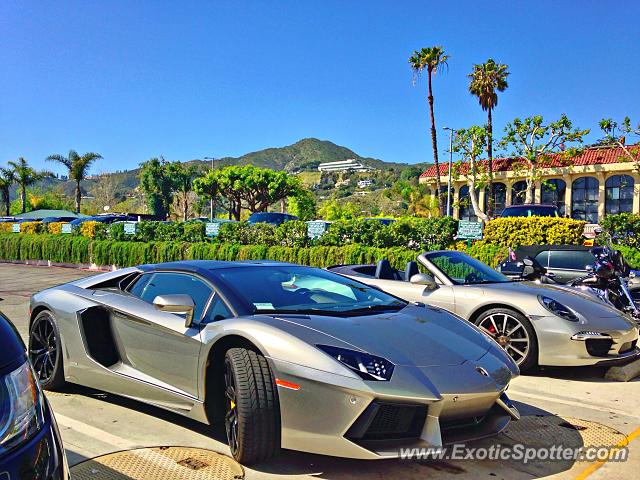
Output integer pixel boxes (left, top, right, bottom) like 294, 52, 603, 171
480, 281, 636, 326
261, 305, 497, 367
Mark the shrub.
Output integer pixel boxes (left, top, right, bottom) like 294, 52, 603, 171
453, 240, 508, 268
274, 220, 309, 248
317, 217, 457, 251
0, 223, 14, 234
601, 213, 640, 248
80, 221, 108, 239
616, 245, 640, 269
47, 222, 66, 234
483, 217, 585, 247
19, 222, 43, 235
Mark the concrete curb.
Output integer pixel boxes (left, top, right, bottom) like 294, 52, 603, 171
605, 358, 640, 382
0, 259, 114, 271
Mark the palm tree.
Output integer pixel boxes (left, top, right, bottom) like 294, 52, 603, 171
409, 46, 450, 215
0, 167, 15, 216
468, 59, 509, 216
8, 158, 51, 213
46, 150, 102, 213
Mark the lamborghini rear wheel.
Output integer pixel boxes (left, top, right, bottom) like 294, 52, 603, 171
223, 348, 280, 464
29, 310, 65, 390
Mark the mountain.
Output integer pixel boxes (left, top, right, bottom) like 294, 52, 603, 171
20, 138, 430, 212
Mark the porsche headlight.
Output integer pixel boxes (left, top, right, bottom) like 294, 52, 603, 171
538, 296, 579, 322
0, 361, 45, 453
317, 345, 394, 381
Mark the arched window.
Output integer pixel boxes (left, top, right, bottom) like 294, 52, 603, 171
458, 185, 478, 221
605, 175, 634, 215
571, 176, 599, 223
541, 179, 566, 216
511, 181, 533, 205
486, 182, 507, 216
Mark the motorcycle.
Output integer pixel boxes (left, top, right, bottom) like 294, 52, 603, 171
519, 237, 640, 320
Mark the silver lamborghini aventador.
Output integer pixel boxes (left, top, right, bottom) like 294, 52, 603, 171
27, 260, 519, 464
328, 251, 640, 371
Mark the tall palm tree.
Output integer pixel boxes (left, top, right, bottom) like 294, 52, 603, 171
8, 158, 51, 214
468, 59, 509, 216
409, 46, 450, 215
0, 167, 15, 216
46, 150, 102, 213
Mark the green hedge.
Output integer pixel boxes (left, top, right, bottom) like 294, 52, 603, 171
600, 213, 640, 248
0, 234, 420, 269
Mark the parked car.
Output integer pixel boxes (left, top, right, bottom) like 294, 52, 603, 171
28, 260, 519, 464
70, 214, 136, 227
327, 251, 640, 371
41, 216, 79, 225
0, 310, 68, 478
498, 245, 596, 284
500, 204, 559, 218
247, 212, 298, 226
0, 217, 15, 223
364, 217, 396, 226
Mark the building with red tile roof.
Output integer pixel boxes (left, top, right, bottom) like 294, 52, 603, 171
418, 145, 639, 223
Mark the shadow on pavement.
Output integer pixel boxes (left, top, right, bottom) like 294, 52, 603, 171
58, 384, 589, 480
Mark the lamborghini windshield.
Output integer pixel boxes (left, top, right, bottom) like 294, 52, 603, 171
425, 251, 511, 285
214, 266, 406, 316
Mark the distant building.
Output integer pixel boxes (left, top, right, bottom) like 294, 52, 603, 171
318, 159, 373, 172
419, 144, 640, 223
335, 179, 351, 187
357, 179, 374, 189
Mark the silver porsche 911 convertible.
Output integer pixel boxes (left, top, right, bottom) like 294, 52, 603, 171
328, 251, 640, 371
28, 260, 519, 464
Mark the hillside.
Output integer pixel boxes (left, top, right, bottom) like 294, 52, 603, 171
18, 138, 430, 213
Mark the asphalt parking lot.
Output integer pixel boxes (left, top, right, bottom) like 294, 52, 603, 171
1, 262, 639, 479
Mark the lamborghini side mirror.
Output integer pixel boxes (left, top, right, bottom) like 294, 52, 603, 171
410, 273, 437, 290
153, 294, 196, 327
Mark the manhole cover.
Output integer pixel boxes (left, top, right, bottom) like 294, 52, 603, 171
503, 415, 627, 451
70, 447, 244, 480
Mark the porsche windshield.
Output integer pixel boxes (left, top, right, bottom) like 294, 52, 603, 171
426, 251, 511, 285
215, 266, 406, 315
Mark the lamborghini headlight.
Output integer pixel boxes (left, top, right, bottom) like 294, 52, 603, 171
538, 296, 579, 322
317, 345, 394, 381
0, 361, 45, 454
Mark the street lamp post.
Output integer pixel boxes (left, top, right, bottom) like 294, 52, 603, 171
442, 127, 455, 217
204, 156, 215, 221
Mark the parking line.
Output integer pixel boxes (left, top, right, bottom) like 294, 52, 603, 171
574, 425, 640, 480
55, 413, 139, 450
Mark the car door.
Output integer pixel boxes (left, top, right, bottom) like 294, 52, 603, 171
547, 250, 595, 283
107, 271, 212, 400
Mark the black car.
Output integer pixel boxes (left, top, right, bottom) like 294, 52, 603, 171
500, 204, 559, 218
498, 245, 595, 284
0, 310, 68, 479
247, 212, 298, 226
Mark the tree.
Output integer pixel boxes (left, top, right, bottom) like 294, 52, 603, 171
7, 158, 52, 213
468, 59, 509, 216
409, 46, 450, 214
288, 188, 317, 221
168, 162, 199, 221
193, 165, 301, 221
599, 117, 640, 170
0, 167, 15, 216
46, 150, 102, 213
139, 157, 175, 219
499, 115, 589, 203
452, 126, 489, 222
193, 170, 223, 218
317, 200, 359, 221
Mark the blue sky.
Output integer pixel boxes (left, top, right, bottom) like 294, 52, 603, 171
1, 0, 639, 174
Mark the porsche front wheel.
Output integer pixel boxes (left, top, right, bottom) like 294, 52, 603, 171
475, 308, 538, 372
223, 348, 281, 464
29, 310, 66, 390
